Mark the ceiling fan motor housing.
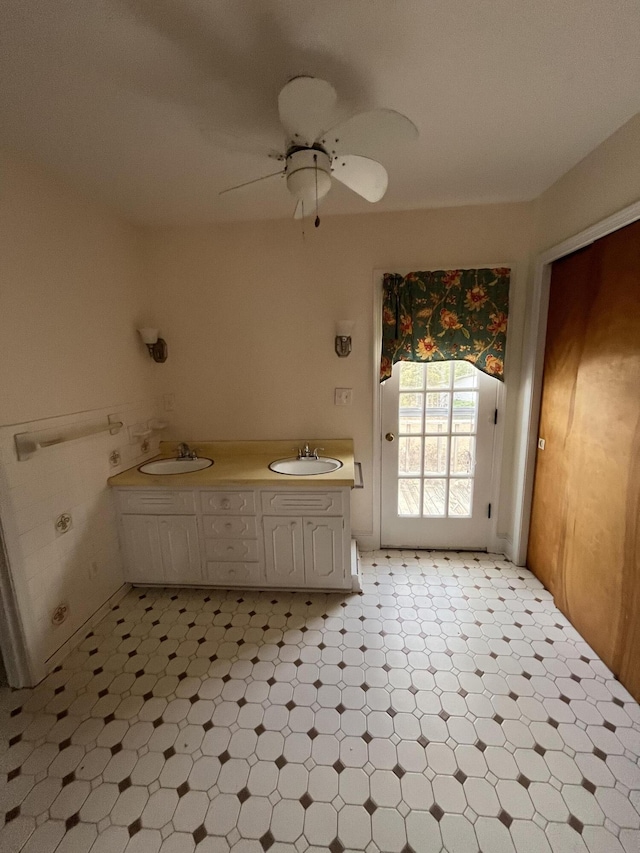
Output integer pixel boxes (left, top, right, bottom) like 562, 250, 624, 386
286, 149, 332, 202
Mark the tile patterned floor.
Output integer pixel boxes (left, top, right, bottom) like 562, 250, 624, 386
1, 551, 640, 853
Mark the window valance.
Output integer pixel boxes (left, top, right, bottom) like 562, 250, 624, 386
380, 267, 510, 382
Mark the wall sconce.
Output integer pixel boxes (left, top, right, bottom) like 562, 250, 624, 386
335, 320, 355, 358
138, 328, 168, 363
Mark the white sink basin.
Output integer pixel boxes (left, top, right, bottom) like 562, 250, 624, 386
269, 457, 343, 476
139, 457, 213, 475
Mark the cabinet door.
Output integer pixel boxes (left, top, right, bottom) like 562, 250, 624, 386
303, 517, 345, 588
121, 515, 163, 583
158, 516, 202, 584
263, 516, 305, 586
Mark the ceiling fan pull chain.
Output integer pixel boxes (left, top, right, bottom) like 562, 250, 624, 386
314, 154, 321, 228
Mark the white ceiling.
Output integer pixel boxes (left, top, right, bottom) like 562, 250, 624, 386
2, 0, 640, 224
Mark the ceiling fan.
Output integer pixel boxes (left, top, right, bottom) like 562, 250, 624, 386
219, 76, 418, 224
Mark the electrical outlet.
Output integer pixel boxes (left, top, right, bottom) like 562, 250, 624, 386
335, 388, 353, 406
109, 449, 121, 467
538, 437, 546, 450
163, 393, 175, 412
141, 439, 150, 454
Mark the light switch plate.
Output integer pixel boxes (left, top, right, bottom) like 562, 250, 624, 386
335, 388, 353, 406
538, 437, 546, 450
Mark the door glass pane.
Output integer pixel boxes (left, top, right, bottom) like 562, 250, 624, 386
399, 393, 423, 433
450, 435, 475, 475
452, 391, 477, 433
423, 479, 446, 516
424, 392, 450, 433
424, 436, 448, 475
398, 479, 421, 516
390, 361, 489, 524
449, 479, 473, 516
426, 362, 451, 389
399, 362, 424, 389
453, 361, 478, 388
398, 437, 422, 475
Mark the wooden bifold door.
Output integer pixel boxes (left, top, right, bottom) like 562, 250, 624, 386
528, 218, 640, 701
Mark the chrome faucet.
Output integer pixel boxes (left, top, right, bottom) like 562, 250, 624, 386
177, 442, 197, 460
297, 444, 324, 459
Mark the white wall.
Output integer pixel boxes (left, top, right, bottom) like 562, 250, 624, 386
535, 112, 640, 250
139, 203, 535, 541
0, 150, 161, 681
5, 108, 638, 682
0, 151, 158, 424
507, 111, 640, 566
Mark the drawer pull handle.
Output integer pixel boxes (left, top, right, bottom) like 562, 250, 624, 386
225, 522, 232, 529
221, 499, 231, 509
290, 521, 297, 529
227, 546, 234, 552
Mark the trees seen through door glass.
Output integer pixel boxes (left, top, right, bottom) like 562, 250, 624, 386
397, 361, 478, 517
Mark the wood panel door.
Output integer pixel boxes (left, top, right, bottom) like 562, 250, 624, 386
528, 219, 640, 700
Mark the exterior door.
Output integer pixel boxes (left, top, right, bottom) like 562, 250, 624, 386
381, 360, 498, 549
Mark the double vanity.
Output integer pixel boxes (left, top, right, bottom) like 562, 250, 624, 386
109, 440, 358, 591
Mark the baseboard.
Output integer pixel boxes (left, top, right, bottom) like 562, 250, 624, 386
41, 583, 132, 681
352, 530, 379, 552
493, 535, 521, 565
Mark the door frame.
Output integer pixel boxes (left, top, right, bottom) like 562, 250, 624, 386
371, 264, 513, 554
0, 475, 36, 687
512, 199, 640, 566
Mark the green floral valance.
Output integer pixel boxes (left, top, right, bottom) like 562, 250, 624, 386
380, 267, 510, 382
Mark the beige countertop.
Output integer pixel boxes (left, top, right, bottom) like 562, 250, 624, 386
108, 439, 355, 488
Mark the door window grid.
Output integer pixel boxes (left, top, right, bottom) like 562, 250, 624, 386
397, 362, 478, 517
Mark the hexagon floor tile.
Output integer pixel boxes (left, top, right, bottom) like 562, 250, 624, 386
1, 551, 639, 853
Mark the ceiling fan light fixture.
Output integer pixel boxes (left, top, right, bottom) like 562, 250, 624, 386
219, 76, 418, 221
286, 149, 331, 201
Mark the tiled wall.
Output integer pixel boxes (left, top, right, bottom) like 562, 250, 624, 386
0, 397, 166, 680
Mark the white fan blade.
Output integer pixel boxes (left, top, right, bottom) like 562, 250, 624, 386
219, 170, 284, 196
278, 76, 337, 147
332, 155, 388, 202
318, 109, 418, 158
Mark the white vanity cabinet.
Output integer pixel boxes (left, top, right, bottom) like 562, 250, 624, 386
261, 490, 346, 588
263, 516, 345, 588
114, 485, 353, 590
120, 514, 202, 584
199, 490, 263, 587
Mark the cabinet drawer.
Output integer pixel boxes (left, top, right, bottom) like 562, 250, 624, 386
205, 561, 263, 586
204, 538, 259, 562
261, 490, 344, 516
201, 515, 257, 539
117, 489, 195, 515
200, 491, 256, 515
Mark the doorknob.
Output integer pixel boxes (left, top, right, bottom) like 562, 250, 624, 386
385, 432, 395, 442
